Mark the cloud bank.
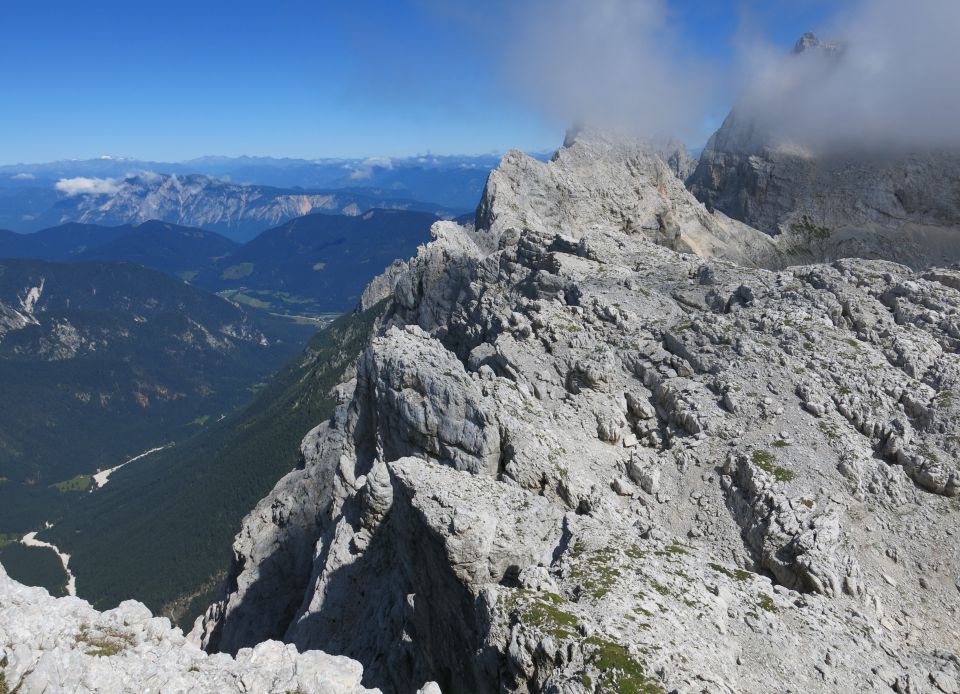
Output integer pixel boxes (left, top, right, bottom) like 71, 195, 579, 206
348, 156, 394, 180
440, 0, 960, 152
54, 177, 123, 196
732, 0, 960, 151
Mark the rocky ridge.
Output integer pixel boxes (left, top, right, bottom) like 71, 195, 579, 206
191, 133, 960, 693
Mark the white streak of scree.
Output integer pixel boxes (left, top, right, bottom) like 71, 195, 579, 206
92, 443, 173, 489
21, 529, 76, 597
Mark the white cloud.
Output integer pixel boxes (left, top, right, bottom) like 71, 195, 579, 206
54, 177, 124, 196
126, 170, 164, 184
349, 156, 394, 180
496, 0, 718, 142
11, 173, 35, 180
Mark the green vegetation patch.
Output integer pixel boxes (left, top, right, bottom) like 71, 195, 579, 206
50, 474, 92, 493
0, 533, 18, 549
568, 544, 622, 600
509, 589, 580, 641
919, 442, 941, 464
790, 216, 833, 241
751, 450, 795, 483
220, 262, 255, 280
758, 593, 779, 613
655, 542, 690, 558
217, 289, 272, 310
505, 586, 663, 693
819, 421, 841, 441
783, 216, 833, 255
708, 562, 753, 582
585, 636, 664, 694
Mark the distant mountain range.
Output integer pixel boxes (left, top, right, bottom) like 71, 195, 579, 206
0, 173, 459, 241
0, 210, 437, 315
0, 152, 552, 238
0, 153, 512, 206
0, 209, 435, 605
192, 210, 437, 314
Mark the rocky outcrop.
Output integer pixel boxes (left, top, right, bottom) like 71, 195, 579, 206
196, 133, 960, 693
0, 562, 386, 694
476, 132, 779, 268
361, 259, 411, 311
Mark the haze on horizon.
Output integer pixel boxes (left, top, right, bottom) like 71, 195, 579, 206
2, 0, 953, 165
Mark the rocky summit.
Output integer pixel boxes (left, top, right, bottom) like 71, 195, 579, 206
4, 131, 960, 693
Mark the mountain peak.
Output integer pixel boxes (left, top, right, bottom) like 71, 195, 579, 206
792, 31, 842, 56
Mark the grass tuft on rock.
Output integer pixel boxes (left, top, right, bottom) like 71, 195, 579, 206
751, 450, 796, 483
708, 562, 753, 582
76, 624, 135, 657
585, 636, 665, 694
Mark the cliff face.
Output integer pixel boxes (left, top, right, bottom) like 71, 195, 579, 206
195, 134, 960, 694
688, 112, 960, 239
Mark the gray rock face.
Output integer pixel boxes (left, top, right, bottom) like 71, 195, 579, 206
0, 562, 381, 694
361, 259, 411, 311
476, 132, 779, 269
196, 133, 960, 694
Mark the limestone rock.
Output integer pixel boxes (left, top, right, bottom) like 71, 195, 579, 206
0, 562, 380, 694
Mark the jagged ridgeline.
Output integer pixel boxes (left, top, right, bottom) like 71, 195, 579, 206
43, 303, 385, 625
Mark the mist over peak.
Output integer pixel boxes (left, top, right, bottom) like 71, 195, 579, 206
734, 0, 960, 153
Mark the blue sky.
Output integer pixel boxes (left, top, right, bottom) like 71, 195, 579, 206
0, 0, 846, 164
